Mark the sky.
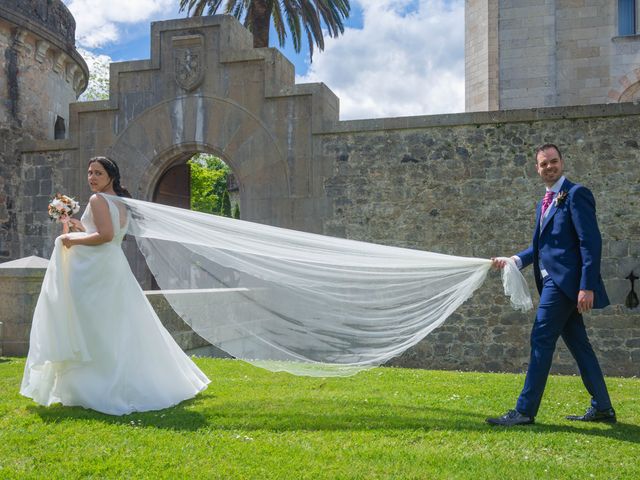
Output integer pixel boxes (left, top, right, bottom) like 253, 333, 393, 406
62, 0, 465, 120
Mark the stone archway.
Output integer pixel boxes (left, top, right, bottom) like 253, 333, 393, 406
108, 95, 290, 225
608, 69, 640, 102
618, 81, 640, 102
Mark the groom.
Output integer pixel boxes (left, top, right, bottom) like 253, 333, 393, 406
487, 144, 615, 426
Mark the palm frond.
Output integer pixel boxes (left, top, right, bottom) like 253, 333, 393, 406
179, 0, 222, 16
299, 0, 324, 54
181, 0, 351, 61
318, 0, 348, 37
283, 1, 302, 52
271, 2, 287, 48
206, 0, 226, 15
241, 0, 252, 28
302, 16, 315, 60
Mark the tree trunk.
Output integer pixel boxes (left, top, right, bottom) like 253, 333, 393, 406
251, 0, 271, 48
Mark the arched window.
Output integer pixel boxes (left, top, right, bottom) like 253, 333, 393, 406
54, 116, 65, 139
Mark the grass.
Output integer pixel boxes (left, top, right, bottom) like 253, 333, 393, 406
1, 357, 639, 479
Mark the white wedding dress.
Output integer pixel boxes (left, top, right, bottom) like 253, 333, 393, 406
20, 194, 210, 415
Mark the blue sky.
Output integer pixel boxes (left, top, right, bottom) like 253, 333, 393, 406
63, 0, 465, 120
69, 1, 365, 77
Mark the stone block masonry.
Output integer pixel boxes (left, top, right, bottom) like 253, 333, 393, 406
317, 104, 640, 376
0, 0, 88, 264
466, 0, 640, 110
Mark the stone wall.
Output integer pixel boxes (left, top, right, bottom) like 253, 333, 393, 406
465, 0, 498, 111
0, 20, 87, 140
0, 125, 22, 261
0, 256, 228, 357
0, 0, 88, 264
466, 0, 640, 110
1, 0, 77, 47
0, 256, 49, 356
316, 104, 640, 377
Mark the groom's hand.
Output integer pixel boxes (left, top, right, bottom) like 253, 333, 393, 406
491, 257, 507, 270
577, 290, 594, 313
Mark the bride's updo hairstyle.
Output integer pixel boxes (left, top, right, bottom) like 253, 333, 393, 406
88, 156, 132, 198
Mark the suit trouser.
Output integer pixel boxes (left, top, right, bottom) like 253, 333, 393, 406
516, 275, 612, 417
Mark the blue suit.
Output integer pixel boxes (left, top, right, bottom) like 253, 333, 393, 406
514, 179, 612, 417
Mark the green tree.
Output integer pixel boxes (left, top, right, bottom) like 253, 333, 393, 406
189, 154, 230, 214
178, 0, 351, 60
220, 190, 232, 217
78, 48, 110, 101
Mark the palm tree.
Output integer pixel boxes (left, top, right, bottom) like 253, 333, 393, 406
178, 0, 350, 60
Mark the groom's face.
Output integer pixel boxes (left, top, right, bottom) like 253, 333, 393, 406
535, 147, 564, 187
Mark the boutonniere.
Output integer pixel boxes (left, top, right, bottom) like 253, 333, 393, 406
555, 190, 568, 207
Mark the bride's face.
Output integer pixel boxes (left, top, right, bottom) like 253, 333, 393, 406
87, 162, 113, 193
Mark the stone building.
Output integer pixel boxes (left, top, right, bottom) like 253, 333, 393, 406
466, 0, 640, 111
0, 0, 88, 261
0, 5, 638, 375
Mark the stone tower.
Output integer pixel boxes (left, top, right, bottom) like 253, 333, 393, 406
465, 0, 640, 111
0, 0, 88, 262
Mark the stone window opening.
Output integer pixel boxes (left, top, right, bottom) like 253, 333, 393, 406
54, 115, 66, 139
619, 0, 637, 36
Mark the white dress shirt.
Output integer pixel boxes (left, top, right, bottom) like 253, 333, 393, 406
513, 176, 566, 277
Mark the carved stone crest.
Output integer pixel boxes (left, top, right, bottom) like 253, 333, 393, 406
173, 34, 204, 91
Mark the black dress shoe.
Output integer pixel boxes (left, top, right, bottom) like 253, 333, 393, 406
566, 406, 616, 423
486, 409, 534, 426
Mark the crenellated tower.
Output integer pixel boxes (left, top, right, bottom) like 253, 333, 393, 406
0, 0, 88, 261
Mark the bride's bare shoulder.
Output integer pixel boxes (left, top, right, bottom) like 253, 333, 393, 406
89, 193, 109, 210
89, 193, 108, 202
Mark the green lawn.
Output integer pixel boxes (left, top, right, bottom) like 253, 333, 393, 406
1, 357, 638, 479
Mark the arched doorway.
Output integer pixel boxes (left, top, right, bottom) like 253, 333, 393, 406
152, 152, 240, 217
153, 163, 191, 209
146, 151, 241, 289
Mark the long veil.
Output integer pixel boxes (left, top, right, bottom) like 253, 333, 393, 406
115, 196, 532, 377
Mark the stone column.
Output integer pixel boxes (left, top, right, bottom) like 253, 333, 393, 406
0, 255, 48, 356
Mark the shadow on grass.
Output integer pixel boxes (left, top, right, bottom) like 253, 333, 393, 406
199, 398, 640, 444
0, 358, 9, 363
23, 390, 640, 444
527, 421, 640, 442
28, 395, 209, 431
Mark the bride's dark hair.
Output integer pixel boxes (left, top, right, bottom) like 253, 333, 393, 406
88, 156, 132, 198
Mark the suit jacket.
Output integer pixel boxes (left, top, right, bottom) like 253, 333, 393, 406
516, 178, 610, 309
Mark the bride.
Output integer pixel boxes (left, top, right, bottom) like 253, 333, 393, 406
20, 156, 209, 415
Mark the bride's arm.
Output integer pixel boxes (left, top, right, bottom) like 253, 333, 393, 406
60, 195, 113, 248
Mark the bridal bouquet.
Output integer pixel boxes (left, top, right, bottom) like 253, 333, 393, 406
48, 193, 80, 223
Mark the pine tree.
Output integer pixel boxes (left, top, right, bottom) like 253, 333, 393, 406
220, 190, 232, 217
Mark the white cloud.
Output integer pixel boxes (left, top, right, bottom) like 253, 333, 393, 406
63, 0, 178, 47
297, 0, 465, 120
